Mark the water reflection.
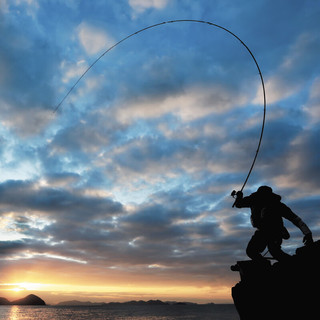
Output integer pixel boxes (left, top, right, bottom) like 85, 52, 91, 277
0, 304, 238, 319
10, 305, 20, 320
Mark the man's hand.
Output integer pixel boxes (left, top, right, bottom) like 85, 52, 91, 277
231, 190, 243, 198
231, 190, 243, 208
236, 191, 243, 199
303, 233, 314, 246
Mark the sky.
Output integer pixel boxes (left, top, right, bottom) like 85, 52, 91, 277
0, 0, 320, 304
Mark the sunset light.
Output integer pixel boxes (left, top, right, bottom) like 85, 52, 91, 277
1, 280, 231, 304
0, 0, 319, 314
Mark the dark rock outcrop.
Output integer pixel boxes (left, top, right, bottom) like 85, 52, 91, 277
231, 240, 320, 320
0, 294, 46, 305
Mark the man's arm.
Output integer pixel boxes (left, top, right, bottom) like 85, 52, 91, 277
281, 203, 313, 245
233, 191, 252, 208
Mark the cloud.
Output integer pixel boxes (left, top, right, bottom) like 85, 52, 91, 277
114, 84, 248, 124
0, 180, 123, 222
0, 176, 241, 281
49, 122, 110, 154
77, 22, 115, 55
129, 0, 169, 13
60, 59, 89, 84
0, 7, 61, 136
0, 0, 39, 17
43, 172, 81, 188
271, 128, 320, 194
0, 101, 53, 137
0, 178, 128, 272
0, 0, 9, 13
303, 77, 320, 125
254, 32, 320, 104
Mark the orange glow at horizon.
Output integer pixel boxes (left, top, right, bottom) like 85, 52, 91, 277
0, 280, 233, 304
0, 260, 237, 303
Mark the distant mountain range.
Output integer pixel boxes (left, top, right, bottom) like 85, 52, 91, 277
56, 299, 211, 306
57, 299, 167, 306
0, 295, 214, 307
0, 294, 46, 305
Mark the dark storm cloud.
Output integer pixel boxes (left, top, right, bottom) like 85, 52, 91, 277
105, 190, 231, 271
0, 240, 26, 256
0, 176, 235, 278
0, 180, 123, 220
0, 178, 125, 263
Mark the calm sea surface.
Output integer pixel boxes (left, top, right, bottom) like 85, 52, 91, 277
0, 304, 239, 320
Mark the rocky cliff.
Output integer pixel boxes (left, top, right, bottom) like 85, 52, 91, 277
231, 240, 320, 320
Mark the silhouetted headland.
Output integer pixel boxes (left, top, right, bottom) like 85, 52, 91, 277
231, 240, 320, 320
0, 294, 46, 306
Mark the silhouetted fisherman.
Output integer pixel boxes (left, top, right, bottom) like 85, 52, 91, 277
232, 186, 313, 262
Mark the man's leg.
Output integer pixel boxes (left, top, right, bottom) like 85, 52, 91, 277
246, 230, 267, 261
268, 237, 291, 262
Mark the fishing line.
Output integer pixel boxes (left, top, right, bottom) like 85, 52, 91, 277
53, 19, 267, 191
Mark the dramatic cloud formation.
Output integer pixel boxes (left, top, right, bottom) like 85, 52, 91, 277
0, 0, 320, 304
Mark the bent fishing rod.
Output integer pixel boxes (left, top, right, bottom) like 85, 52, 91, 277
54, 19, 266, 195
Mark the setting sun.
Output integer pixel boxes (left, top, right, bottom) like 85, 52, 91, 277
2, 282, 43, 298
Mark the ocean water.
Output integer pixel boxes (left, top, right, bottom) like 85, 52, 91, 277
0, 304, 239, 320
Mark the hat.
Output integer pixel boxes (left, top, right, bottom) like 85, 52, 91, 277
257, 185, 273, 194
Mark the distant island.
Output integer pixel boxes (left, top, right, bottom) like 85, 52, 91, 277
0, 294, 46, 306
56, 299, 213, 306
0, 295, 216, 307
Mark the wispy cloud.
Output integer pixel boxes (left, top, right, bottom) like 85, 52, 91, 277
77, 22, 115, 56
129, 0, 170, 13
